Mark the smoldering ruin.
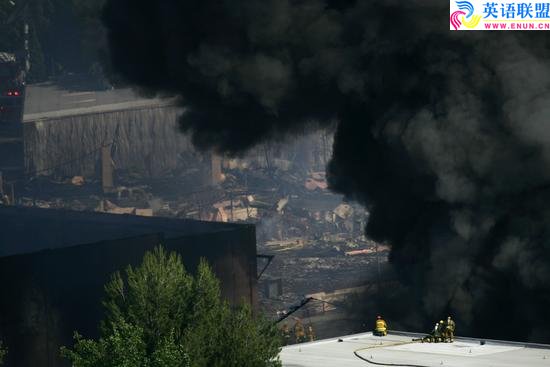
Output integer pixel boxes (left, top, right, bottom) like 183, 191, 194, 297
101, 0, 550, 343
2, 77, 388, 363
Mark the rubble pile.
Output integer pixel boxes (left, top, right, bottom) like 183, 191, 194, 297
4, 130, 391, 338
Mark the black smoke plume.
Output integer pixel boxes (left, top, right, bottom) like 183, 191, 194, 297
103, 0, 550, 342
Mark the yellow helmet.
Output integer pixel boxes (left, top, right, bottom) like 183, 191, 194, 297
439, 320, 444, 324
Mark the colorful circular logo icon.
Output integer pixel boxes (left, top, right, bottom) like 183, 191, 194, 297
451, 1, 482, 29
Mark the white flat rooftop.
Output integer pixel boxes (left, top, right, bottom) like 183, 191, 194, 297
280, 331, 550, 367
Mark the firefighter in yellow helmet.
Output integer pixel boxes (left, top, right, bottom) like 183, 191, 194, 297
374, 315, 388, 336
436, 320, 445, 342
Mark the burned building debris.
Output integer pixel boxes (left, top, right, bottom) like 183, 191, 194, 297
97, 0, 550, 343
48, 154, 387, 339
0, 81, 393, 348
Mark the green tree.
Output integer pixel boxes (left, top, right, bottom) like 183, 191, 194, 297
0, 0, 53, 82
0, 1, 23, 52
1, 0, 109, 81
61, 246, 282, 367
71, 0, 108, 74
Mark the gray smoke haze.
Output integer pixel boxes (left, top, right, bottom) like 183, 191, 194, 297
102, 0, 550, 341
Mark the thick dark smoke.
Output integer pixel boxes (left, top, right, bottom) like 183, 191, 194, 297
103, 0, 550, 342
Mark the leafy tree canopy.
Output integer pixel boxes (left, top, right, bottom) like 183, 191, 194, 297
61, 246, 282, 367
0, 0, 107, 82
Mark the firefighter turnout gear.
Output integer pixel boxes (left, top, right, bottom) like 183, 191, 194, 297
281, 324, 291, 345
415, 317, 456, 343
294, 320, 307, 343
374, 315, 388, 336
307, 325, 316, 342
445, 316, 456, 342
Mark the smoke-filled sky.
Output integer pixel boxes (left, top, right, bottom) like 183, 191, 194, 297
103, 0, 550, 342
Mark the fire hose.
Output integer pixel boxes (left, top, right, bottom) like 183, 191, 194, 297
353, 340, 431, 367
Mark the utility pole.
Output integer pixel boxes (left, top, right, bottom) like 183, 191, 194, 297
24, 22, 30, 73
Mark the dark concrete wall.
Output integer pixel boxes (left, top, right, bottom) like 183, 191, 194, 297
0, 206, 243, 257
168, 226, 258, 308
0, 208, 257, 367
0, 233, 163, 367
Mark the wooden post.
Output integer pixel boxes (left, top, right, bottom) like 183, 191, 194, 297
322, 131, 328, 167
264, 145, 272, 172
246, 193, 250, 219
9, 182, 14, 205
211, 153, 222, 185
101, 146, 114, 193
230, 191, 234, 222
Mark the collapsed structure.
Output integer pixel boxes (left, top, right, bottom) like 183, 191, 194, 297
0, 82, 392, 348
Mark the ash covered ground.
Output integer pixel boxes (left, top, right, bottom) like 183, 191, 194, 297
8, 130, 388, 338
